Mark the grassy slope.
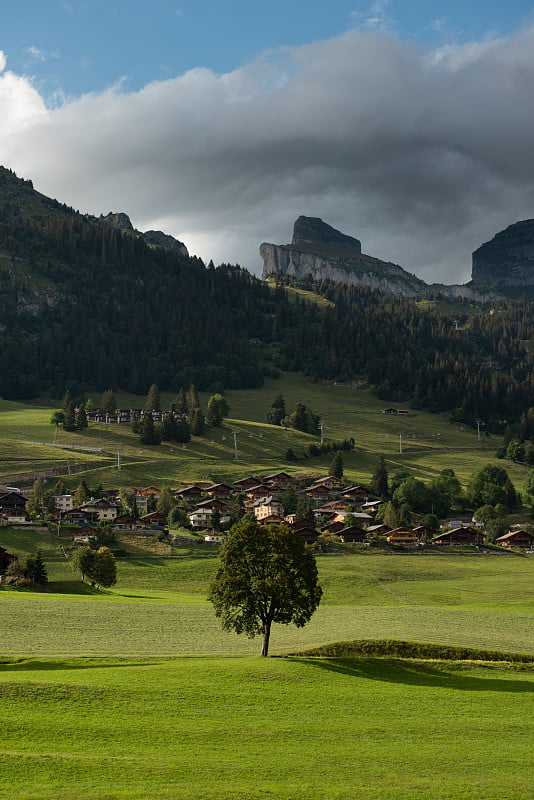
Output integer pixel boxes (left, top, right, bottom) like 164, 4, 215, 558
0, 655, 533, 800
0, 371, 528, 490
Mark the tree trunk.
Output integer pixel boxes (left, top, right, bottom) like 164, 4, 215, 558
260, 621, 271, 657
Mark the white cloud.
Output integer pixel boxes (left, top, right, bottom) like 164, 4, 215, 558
2, 26, 534, 284
26, 46, 46, 62
0, 50, 6, 73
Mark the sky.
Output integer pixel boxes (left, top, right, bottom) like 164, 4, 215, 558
2, 1, 534, 283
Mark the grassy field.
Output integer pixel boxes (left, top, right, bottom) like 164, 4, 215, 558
2, 529, 534, 798
0, 371, 529, 491
0, 655, 533, 800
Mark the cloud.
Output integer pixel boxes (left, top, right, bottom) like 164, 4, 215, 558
2, 26, 534, 284
26, 46, 47, 62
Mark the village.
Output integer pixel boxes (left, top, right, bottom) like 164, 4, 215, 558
1, 469, 533, 554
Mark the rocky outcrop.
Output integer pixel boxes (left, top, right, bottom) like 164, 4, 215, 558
101, 212, 188, 257
260, 216, 427, 297
472, 219, 534, 286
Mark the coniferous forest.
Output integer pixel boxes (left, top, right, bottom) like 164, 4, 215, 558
0, 166, 533, 432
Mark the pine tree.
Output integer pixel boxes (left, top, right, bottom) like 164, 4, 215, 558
175, 417, 191, 443
75, 402, 88, 430
176, 388, 188, 416
139, 411, 161, 445
101, 389, 117, 414
206, 396, 224, 426
187, 384, 200, 413
329, 453, 344, 480
63, 400, 77, 431
145, 383, 161, 412
61, 390, 73, 412
371, 455, 389, 498
190, 407, 204, 436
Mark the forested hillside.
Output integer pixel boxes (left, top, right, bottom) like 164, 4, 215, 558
1, 166, 533, 431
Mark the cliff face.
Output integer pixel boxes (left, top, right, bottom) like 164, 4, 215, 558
472, 219, 534, 286
260, 216, 427, 297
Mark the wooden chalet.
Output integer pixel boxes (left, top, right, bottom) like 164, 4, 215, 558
233, 476, 262, 491
309, 476, 343, 490
432, 527, 485, 546
73, 526, 99, 545
0, 491, 27, 512
80, 498, 120, 521
262, 472, 294, 489
113, 514, 144, 530
140, 511, 168, 527
256, 514, 285, 526
290, 521, 319, 545
206, 483, 234, 499
316, 499, 352, 514
341, 486, 368, 501
63, 508, 99, 524
366, 523, 392, 535
320, 520, 346, 534
245, 484, 271, 500
496, 529, 534, 549
174, 485, 204, 502
386, 527, 420, 545
337, 526, 366, 543
304, 484, 331, 501
136, 486, 161, 497
411, 525, 435, 540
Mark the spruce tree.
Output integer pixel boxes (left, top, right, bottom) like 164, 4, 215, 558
190, 407, 204, 436
63, 400, 77, 432
75, 402, 88, 430
371, 455, 389, 498
101, 389, 117, 414
206, 396, 223, 426
145, 383, 161, 412
176, 388, 188, 416
187, 384, 200, 413
329, 453, 344, 480
140, 411, 161, 445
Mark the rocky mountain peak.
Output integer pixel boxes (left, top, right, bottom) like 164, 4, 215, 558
100, 211, 188, 257
472, 219, 534, 286
292, 215, 362, 255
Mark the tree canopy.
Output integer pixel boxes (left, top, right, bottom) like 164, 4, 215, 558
209, 519, 322, 656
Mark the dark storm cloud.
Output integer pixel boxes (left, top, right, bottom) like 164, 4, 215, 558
2, 27, 534, 282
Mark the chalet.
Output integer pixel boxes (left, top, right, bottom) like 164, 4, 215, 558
194, 498, 227, 512
309, 476, 343, 491
337, 526, 366, 543
304, 484, 331, 501
136, 486, 161, 497
496, 529, 534, 549
411, 525, 435, 540
257, 514, 286, 526
174, 485, 204, 502
262, 472, 294, 489
63, 508, 99, 524
245, 484, 271, 500
432, 527, 485, 546
341, 486, 368, 501
361, 500, 382, 513
316, 499, 352, 514
1, 507, 27, 523
330, 511, 373, 525
0, 491, 27, 512
80, 498, 120, 521
320, 520, 346, 534
290, 522, 319, 545
386, 527, 420, 545
113, 514, 144, 531
140, 511, 168, 527
366, 523, 392, 535
253, 497, 284, 521
73, 526, 99, 545
233, 476, 262, 491
206, 483, 234, 499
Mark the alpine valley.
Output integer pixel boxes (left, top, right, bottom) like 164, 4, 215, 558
1, 165, 534, 430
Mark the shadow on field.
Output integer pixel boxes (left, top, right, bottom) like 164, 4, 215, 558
295, 657, 534, 693
0, 658, 163, 672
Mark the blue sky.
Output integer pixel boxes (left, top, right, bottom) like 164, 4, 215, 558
5, 1, 534, 98
1, 1, 534, 282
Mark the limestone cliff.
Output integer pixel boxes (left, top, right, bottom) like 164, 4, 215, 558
260, 216, 427, 297
471, 219, 534, 287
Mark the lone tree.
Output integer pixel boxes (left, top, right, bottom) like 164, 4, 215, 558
209, 519, 322, 657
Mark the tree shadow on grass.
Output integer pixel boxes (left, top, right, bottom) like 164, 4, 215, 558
292, 657, 534, 693
0, 658, 166, 672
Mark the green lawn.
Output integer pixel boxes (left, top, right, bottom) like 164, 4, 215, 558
0, 655, 532, 800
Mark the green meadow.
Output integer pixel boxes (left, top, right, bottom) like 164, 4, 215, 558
2, 527, 534, 798
1, 372, 533, 799
0, 371, 529, 491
